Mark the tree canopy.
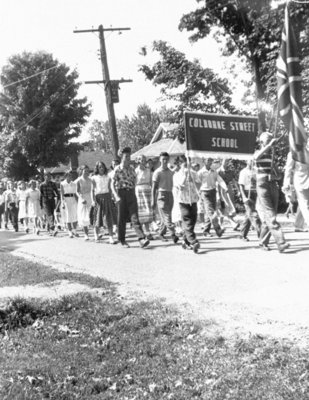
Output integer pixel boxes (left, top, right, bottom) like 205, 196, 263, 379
86, 104, 175, 155
179, 0, 309, 128
0, 51, 91, 179
86, 120, 113, 152
140, 41, 235, 120
118, 103, 161, 152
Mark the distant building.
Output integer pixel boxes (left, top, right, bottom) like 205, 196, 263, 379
131, 123, 185, 164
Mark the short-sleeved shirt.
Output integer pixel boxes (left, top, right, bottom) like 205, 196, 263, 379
152, 167, 174, 192
92, 174, 110, 194
61, 180, 77, 195
198, 167, 219, 191
238, 167, 257, 191
16, 188, 29, 202
112, 165, 136, 190
174, 168, 200, 204
5, 189, 17, 204
40, 181, 60, 204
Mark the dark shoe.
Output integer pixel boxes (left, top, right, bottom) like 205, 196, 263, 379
139, 238, 150, 248
192, 242, 200, 254
240, 236, 249, 242
172, 234, 179, 244
121, 241, 130, 248
216, 228, 225, 238
53, 230, 58, 237
259, 243, 270, 251
158, 234, 168, 242
181, 240, 192, 250
278, 242, 290, 253
146, 234, 154, 240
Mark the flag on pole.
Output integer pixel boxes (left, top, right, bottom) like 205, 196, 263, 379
277, 3, 308, 163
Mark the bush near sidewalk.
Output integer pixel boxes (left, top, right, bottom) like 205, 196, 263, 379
1, 254, 309, 399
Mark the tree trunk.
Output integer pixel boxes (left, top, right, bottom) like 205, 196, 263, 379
252, 55, 267, 133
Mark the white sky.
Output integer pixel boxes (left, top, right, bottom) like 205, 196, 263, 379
0, 0, 224, 126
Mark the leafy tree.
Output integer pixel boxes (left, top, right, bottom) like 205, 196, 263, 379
0, 51, 91, 179
86, 105, 174, 154
178, 0, 309, 129
118, 103, 161, 152
140, 41, 234, 119
139, 41, 235, 141
86, 119, 113, 152
156, 105, 178, 124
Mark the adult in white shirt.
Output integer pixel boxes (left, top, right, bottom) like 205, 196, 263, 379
174, 156, 201, 253
197, 157, 227, 237
238, 160, 263, 244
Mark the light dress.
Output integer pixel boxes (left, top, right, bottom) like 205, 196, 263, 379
61, 180, 78, 223
76, 176, 92, 227
27, 188, 41, 218
135, 167, 153, 224
17, 189, 29, 219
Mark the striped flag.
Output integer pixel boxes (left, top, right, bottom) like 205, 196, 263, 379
277, 4, 309, 163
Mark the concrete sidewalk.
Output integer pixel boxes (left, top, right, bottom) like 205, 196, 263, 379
1, 218, 309, 341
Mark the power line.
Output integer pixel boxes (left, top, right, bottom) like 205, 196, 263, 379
1, 65, 59, 89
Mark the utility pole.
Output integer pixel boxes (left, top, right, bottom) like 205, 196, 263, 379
74, 26, 132, 157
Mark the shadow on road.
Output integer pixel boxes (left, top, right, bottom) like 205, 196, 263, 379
0, 230, 54, 253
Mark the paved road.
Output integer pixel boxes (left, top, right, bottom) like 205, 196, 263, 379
1, 218, 309, 341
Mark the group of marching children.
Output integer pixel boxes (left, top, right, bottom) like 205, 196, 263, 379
0, 179, 42, 234
0, 164, 119, 241
0, 135, 306, 253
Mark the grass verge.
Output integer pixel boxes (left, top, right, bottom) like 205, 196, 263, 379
1, 253, 309, 399
0, 253, 110, 289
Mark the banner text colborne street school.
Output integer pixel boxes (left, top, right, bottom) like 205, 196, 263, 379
188, 117, 256, 132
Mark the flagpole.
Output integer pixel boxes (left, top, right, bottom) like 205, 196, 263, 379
185, 153, 192, 206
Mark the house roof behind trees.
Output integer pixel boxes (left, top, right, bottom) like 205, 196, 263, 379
47, 150, 114, 174
150, 123, 179, 144
132, 122, 185, 159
